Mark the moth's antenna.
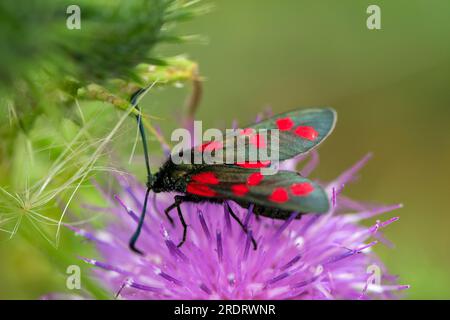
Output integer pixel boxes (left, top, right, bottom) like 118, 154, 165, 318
131, 87, 153, 186
128, 82, 157, 254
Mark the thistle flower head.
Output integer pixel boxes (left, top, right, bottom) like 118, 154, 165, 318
73, 151, 408, 299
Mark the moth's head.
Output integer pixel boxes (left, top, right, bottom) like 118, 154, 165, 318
148, 171, 168, 193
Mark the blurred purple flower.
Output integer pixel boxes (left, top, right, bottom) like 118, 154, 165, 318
72, 151, 408, 299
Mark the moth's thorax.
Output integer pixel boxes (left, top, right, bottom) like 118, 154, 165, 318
151, 159, 193, 193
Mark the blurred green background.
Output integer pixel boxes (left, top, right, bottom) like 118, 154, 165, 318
1, 0, 450, 299
157, 0, 450, 299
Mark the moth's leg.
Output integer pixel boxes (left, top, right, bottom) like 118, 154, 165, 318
164, 195, 189, 247
226, 202, 258, 250
252, 204, 261, 221
163, 202, 176, 226
174, 196, 188, 248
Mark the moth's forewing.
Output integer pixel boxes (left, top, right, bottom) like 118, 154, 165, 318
251, 108, 336, 161
190, 108, 336, 164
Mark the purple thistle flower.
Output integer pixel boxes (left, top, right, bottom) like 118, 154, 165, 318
72, 150, 408, 300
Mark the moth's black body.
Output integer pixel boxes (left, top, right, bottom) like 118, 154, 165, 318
152, 158, 299, 220
129, 89, 337, 254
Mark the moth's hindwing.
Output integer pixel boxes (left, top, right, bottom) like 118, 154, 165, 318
184, 165, 330, 214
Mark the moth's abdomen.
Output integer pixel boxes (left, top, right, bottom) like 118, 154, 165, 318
249, 203, 301, 220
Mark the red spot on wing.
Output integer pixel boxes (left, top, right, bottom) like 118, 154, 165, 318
236, 160, 271, 168
290, 182, 314, 196
231, 184, 249, 196
240, 128, 255, 136
269, 187, 289, 203
191, 172, 219, 185
197, 140, 223, 152
276, 117, 294, 131
247, 172, 264, 186
249, 133, 266, 149
187, 182, 217, 197
294, 126, 318, 141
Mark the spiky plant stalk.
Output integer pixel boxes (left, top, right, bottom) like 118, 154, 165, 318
0, 0, 206, 298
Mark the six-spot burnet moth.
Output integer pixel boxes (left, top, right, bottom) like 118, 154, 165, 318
128, 89, 337, 254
